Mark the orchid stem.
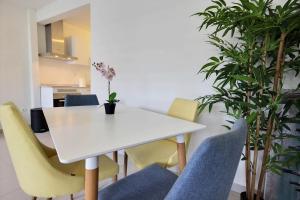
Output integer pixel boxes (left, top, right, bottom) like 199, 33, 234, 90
108, 80, 111, 97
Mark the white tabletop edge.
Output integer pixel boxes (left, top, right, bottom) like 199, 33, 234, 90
43, 105, 206, 164
56, 124, 205, 163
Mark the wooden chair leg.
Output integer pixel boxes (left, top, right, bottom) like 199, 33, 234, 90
124, 152, 128, 177
46, 198, 52, 200
32, 197, 37, 200
113, 151, 118, 182
70, 173, 75, 199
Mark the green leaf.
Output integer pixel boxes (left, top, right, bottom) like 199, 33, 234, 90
210, 56, 219, 62
109, 92, 117, 100
108, 92, 118, 104
247, 112, 257, 124
232, 75, 257, 83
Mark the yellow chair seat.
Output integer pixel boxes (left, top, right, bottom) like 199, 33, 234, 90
126, 139, 178, 169
50, 154, 119, 180
124, 98, 199, 173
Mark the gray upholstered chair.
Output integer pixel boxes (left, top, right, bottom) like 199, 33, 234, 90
99, 119, 247, 200
64, 94, 99, 107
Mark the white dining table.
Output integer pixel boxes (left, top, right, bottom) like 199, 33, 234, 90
43, 105, 205, 200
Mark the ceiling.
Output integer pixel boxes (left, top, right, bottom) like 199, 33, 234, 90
63, 5, 90, 31
38, 4, 91, 31
6, 0, 91, 31
5, 0, 55, 9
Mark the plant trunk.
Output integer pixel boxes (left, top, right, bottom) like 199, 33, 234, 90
246, 43, 255, 200
250, 34, 268, 200
255, 32, 287, 200
245, 132, 251, 199
250, 114, 261, 200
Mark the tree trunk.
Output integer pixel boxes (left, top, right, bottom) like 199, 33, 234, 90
255, 32, 287, 200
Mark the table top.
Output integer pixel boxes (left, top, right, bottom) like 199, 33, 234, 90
43, 105, 205, 163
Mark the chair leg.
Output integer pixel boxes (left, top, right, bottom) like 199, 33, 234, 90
32, 197, 37, 200
113, 151, 118, 182
47, 198, 52, 200
70, 173, 75, 199
124, 152, 128, 177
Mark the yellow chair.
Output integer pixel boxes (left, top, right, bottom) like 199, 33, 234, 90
0, 102, 119, 199
124, 98, 199, 175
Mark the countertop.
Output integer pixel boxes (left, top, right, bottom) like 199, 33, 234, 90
41, 84, 90, 88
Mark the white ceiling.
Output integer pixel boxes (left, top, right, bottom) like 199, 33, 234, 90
5, 0, 90, 31
6, 0, 55, 9
37, 4, 91, 31
64, 5, 90, 31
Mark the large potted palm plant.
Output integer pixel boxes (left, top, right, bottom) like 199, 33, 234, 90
194, 0, 300, 199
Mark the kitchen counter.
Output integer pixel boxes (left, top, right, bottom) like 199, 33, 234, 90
40, 85, 91, 107
41, 84, 90, 88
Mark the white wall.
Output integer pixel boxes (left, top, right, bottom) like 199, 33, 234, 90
34, 0, 298, 192
39, 58, 90, 86
0, 1, 36, 120
27, 9, 41, 108
89, 0, 242, 190
90, 0, 216, 107
89, 0, 231, 156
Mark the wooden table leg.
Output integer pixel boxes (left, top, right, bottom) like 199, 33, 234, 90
85, 157, 99, 200
113, 151, 118, 182
176, 134, 186, 173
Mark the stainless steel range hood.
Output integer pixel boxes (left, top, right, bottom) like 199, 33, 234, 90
40, 20, 78, 61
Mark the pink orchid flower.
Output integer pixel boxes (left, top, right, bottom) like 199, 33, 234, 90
92, 61, 118, 99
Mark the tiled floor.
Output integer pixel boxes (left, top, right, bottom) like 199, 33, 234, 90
0, 131, 239, 200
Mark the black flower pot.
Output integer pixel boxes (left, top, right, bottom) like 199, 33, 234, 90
240, 191, 264, 200
104, 103, 116, 114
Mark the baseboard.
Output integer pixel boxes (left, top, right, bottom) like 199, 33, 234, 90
231, 182, 246, 193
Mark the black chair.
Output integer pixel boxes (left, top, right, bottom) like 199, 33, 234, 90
64, 94, 99, 107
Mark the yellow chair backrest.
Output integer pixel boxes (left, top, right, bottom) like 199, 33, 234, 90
167, 98, 199, 145
0, 102, 82, 197
168, 98, 199, 121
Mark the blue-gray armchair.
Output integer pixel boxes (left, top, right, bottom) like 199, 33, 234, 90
99, 119, 247, 200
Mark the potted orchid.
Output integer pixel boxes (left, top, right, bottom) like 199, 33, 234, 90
93, 62, 119, 114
